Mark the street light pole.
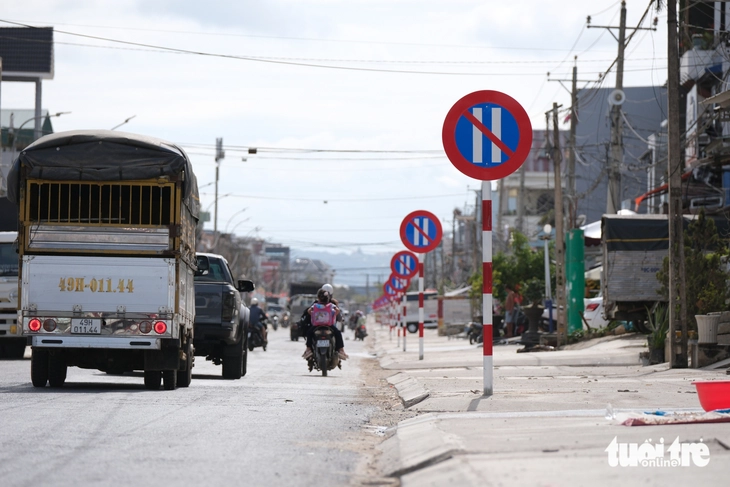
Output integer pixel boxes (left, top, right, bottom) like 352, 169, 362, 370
213, 138, 225, 246
10, 111, 71, 162
540, 224, 554, 333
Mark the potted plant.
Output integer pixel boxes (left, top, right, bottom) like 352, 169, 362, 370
645, 304, 668, 364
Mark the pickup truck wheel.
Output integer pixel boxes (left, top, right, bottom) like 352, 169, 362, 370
241, 339, 248, 377
407, 323, 418, 334
31, 349, 49, 387
177, 342, 193, 388
48, 354, 67, 388
144, 370, 161, 390
222, 337, 244, 380
162, 369, 177, 390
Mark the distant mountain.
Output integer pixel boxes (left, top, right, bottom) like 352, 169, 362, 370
290, 248, 391, 288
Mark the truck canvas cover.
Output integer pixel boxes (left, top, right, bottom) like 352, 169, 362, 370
6, 130, 199, 219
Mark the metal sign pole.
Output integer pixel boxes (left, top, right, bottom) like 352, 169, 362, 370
482, 181, 493, 397
397, 302, 401, 348
418, 256, 425, 360
402, 294, 407, 352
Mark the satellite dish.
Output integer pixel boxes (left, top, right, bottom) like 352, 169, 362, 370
608, 89, 626, 106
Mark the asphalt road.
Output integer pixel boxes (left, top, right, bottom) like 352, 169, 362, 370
0, 326, 391, 487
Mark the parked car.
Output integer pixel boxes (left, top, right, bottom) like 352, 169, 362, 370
583, 295, 610, 329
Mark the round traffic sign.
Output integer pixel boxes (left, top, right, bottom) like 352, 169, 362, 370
383, 283, 398, 296
391, 250, 419, 279
400, 210, 443, 253
442, 90, 532, 181
390, 274, 410, 291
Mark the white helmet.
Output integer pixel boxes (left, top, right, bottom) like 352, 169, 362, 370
321, 283, 334, 295
251, 298, 258, 306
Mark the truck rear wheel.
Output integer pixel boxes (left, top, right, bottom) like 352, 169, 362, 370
144, 370, 161, 390
48, 353, 67, 388
177, 342, 193, 388
31, 349, 49, 387
222, 337, 244, 380
162, 369, 177, 390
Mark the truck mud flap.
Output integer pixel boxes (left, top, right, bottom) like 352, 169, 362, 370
144, 339, 180, 371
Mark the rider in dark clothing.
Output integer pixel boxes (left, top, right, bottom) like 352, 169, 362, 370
249, 298, 268, 343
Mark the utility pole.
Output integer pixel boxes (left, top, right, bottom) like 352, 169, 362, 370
667, 0, 688, 368
607, 1, 627, 214
568, 59, 578, 227
551, 103, 567, 346
516, 164, 526, 233
214, 137, 225, 240
587, 1, 656, 214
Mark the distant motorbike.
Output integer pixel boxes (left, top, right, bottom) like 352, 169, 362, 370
354, 322, 368, 341
271, 315, 279, 331
307, 327, 341, 376
291, 318, 304, 341
467, 322, 482, 344
248, 322, 268, 351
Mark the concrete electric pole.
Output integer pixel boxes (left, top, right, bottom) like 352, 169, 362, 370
667, 0, 688, 368
550, 103, 567, 346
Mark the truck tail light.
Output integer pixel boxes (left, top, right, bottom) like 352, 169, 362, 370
139, 321, 153, 334
221, 291, 236, 323
29, 318, 42, 332
154, 321, 167, 334
43, 319, 57, 332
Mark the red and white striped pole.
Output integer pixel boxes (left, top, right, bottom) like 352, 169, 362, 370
397, 302, 402, 348
418, 256, 425, 361
402, 294, 407, 352
482, 180, 493, 396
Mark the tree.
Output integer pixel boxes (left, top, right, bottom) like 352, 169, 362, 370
657, 211, 730, 326
469, 230, 549, 309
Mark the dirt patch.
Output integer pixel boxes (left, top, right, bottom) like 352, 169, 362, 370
348, 337, 418, 486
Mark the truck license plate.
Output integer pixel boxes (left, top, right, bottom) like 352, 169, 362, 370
316, 339, 329, 347
71, 318, 101, 334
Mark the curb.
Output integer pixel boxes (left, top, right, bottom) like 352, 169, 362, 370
387, 372, 430, 408
378, 413, 463, 478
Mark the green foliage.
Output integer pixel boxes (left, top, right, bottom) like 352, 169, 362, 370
468, 230, 551, 311
522, 277, 544, 306
492, 231, 547, 301
645, 304, 669, 350
656, 211, 730, 327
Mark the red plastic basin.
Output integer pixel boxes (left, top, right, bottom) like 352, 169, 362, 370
692, 380, 730, 412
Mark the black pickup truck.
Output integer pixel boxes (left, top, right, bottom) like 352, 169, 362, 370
194, 253, 255, 379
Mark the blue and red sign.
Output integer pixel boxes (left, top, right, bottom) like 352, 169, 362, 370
400, 210, 443, 253
383, 283, 398, 296
442, 90, 532, 181
391, 250, 419, 279
390, 275, 409, 291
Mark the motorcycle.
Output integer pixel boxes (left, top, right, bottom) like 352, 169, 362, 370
467, 322, 482, 344
354, 322, 368, 340
291, 318, 304, 341
271, 315, 279, 331
248, 322, 268, 351
307, 326, 341, 376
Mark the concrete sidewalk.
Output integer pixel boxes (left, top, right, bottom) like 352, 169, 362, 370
373, 324, 730, 486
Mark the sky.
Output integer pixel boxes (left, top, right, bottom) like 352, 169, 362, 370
1, 0, 670, 258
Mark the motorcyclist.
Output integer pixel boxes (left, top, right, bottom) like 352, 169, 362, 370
302, 285, 348, 361
249, 298, 268, 344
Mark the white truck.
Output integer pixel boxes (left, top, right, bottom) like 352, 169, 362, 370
0, 230, 24, 359
7, 130, 200, 390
